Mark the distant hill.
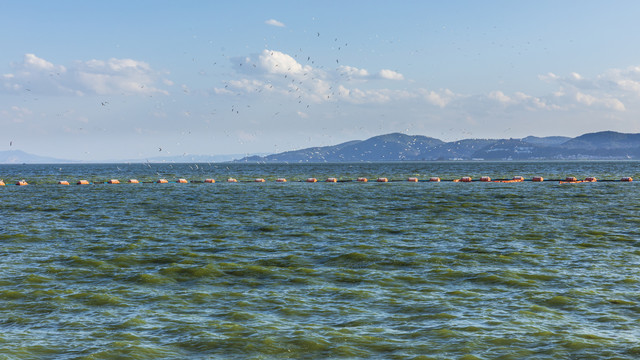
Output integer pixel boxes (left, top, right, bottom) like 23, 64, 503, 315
236, 131, 640, 162
138, 153, 269, 163
5, 131, 640, 164
521, 136, 571, 146
0, 151, 268, 164
560, 131, 640, 150
0, 150, 74, 164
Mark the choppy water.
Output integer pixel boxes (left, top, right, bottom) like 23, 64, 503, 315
1, 161, 640, 359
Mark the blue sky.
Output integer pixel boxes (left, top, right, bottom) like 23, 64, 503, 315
2, 1, 640, 161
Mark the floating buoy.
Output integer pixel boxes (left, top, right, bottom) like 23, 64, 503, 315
376, 177, 388, 182
77, 180, 90, 185
559, 177, 583, 184
128, 179, 139, 184
326, 177, 337, 182
58, 181, 70, 185
460, 177, 472, 182
493, 176, 523, 183
227, 178, 238, 183
16, 180, 28, 186
276, 178, 287, 182
177, 179, 188, 183
157, 179, 168, 184
254, 178, 265, 182
429, 177, 441, 182
204, 179, 215, 183
306, 178, 317, 183
621, 177, 633, 182
532, 176, 544, 182
107, 179, 120, 184
480, 176, 491, 182
0, 180, 5, 186
407, 177, 418, 182
356, 177, 368, 182
584, 177, 597, 182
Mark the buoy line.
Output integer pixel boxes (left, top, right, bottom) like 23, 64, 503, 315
0, 176, 634, 186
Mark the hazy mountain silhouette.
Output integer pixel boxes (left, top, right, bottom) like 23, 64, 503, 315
237, 131, 640, 162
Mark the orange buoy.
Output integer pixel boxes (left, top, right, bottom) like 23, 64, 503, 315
407, 177, 418, 182
306, 178, 317, 183
565, 177, 577, 182
16, 180, 28, 186
157, 179, 169, 184
429, 177, 441, 182
326, 177, 337, 182
204, 179, 215, 183
177, 179, 188, 183
276, 178, 287, 183
0, 180, 5, 186
58, 181, 70, 185
128, 179, 139, 184
77, 180, 90, 185
254, 178, 265, 182
376, 177, 388, 182
356, 177, 368, 182
512, 176, 524, 182
480, 176, 491, 182
532, 176, 544, 182
107, 179, 120, 184
460, 177, 472, 182
584, 177, 597, 182
227, 178, 238, 183
621, 177, 633, 182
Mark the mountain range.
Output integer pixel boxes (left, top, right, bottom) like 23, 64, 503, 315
237, 131, 640, 162
3, 131, 640, 164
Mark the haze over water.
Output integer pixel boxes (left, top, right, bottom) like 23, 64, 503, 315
1, 161, 640, 359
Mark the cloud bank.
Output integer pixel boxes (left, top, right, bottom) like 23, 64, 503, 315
2, 54, 170, 96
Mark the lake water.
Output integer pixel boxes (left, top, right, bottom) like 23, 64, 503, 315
1, 161, 640, 359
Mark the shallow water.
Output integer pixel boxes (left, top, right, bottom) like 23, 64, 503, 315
1, 161, 640, 359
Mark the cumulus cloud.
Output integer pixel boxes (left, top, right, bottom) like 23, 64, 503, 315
216, 49, 420, 105
337, 65, 369, 78
538, 67, 635, 112
1, 53, 170, 96
378, 69, 404, 80
575, 92, 625, 111
488, 90, 512, 104
420, 89, 457, 108
265, 19, 285, 27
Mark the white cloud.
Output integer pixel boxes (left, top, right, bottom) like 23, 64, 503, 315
1, 105, 33, 123
23, 53, 62, 72
378, 69, 404, 80
1, 54, 170, 96
265, 19, 285, 27
258, 50, 312, 75
338, 65, 369, 78
488, 90, 512, 104
537, 67, 635, 112
217, 49, 418, 105
575, 92, 625, 111
421, 89, 456, 108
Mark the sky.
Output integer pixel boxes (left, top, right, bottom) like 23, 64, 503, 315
2, 1, 640, 161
